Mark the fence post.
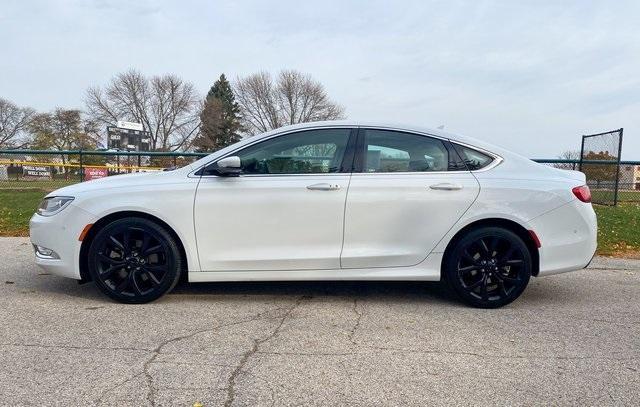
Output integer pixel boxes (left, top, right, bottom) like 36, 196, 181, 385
613, 128, 624, 206
79, 150, 83, 182
173, 155, 177, 168
579, 135, 585, 172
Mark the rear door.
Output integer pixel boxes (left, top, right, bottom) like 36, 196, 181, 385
340, 128, 480, 269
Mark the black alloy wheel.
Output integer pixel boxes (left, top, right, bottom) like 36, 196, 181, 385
87, 218, 182, 303
444, 227, 532, 308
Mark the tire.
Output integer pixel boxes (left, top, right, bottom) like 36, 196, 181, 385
87, 217, 182, 304
443, 227, 532, 308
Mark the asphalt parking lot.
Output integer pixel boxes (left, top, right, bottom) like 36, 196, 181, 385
1, 237, 639, 406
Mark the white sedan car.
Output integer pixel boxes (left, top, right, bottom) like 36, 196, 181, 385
30, 121, 597, 308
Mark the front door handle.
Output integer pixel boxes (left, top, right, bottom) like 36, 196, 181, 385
307, 183, 341, 191
429, 183, 463, 191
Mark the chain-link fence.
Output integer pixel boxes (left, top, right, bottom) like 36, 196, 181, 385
0, 150, 207, 193
577, 129, 624, 205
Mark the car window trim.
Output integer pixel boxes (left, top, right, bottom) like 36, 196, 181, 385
194, 127, 358, 177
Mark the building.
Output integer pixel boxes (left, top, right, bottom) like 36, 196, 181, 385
619, 165, 640, 190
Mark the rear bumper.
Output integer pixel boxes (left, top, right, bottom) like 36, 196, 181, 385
529, 200, 597, 276
29, 204, 97, 280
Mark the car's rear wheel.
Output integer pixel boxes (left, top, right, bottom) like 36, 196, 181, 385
87, 217, 182, 304
444, 227, 531, 308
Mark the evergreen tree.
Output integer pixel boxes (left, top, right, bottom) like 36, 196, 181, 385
194, 74, 242, 152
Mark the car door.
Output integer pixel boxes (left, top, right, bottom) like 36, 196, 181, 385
194, 128, 356, 271
340, 128, 480, 269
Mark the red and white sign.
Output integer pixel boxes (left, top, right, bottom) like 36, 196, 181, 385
84, 167, 109, 181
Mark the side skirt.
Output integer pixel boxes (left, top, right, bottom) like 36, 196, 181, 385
188, 252, 443, 282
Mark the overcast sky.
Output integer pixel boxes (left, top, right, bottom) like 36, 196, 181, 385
1, 0, 639, 158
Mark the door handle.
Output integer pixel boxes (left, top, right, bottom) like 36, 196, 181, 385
307, 183, 341, 191
429, 183, 463, 191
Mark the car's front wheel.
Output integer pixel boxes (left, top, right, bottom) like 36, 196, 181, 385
87, 217, 182, 304
444, 227, 532, 308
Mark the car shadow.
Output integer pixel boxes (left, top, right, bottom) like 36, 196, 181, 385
170, 279, 459, 304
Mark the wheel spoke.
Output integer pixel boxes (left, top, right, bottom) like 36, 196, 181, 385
114, 277, 129, 293
488, 237, 498, 257
143, 244, 163, 256
479, 239, 490, 256
100, 264, 122, 279
122, 229, 131, 251
464, 276, 485, 289
109, 236, 125, 251
129, 271, 142, 295
496, 278, 509, 297
462, 249, 480, 265
505, 259, 523, 265
144, 271, 161, 286
480, 274, 489, 300
459, 264, 480, 274
140, 233, 151, 253
98, 253, 124, 265
497, 244, 515, 265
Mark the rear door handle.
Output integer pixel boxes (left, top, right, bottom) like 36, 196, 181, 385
429, 183, 463, 191
307, 183, 341, 191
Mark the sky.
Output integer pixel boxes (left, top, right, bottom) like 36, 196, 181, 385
1, 0, 639, 159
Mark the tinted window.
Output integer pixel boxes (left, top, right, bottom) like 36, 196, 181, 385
236, 129, 350, 174
454, 144, 494, 170
363, 130, 450, 173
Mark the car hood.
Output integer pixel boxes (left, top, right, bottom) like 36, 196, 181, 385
45, 169, 190, 198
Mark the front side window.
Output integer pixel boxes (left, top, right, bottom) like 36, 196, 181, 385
363, 130, 450, 173
235, 129, 351, 175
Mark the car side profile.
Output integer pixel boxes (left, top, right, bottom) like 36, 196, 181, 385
29, 121, 597, 307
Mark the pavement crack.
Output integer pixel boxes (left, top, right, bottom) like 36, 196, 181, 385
348, 298, 363, 346
93, 307, 288, 407
223, 295, 308, 407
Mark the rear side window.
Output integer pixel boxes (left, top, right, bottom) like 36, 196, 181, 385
453, 144, 494, 170
363, 130, 450, 173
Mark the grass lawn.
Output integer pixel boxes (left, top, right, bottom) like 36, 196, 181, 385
594, 203, 640, 257
0, 190, 43, 237
1, 187, 639, 258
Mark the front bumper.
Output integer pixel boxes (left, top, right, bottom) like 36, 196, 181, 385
29, 204, 97, 279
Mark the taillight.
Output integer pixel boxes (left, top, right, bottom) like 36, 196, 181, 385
572, 185, 591, 203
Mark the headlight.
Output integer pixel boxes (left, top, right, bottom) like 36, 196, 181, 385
37, 196, 74, 217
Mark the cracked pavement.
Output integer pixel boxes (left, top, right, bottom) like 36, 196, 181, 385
1, 237, 639, 406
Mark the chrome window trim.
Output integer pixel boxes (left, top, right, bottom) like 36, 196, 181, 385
189, 123, 503, 178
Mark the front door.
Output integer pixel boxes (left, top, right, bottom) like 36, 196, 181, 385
341, 128, 480, 269
194, 128, 355, 271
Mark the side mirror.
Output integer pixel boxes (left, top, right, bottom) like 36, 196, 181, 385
214, 156, 242, 176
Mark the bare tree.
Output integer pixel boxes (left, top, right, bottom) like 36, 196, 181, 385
234, 70, 345, 135
85, 69, 200, 151
0, 97, 35, 149
555, 150, 581, 170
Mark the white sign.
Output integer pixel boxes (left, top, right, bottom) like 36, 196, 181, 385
0, 166, 7, 181
117, 120, 144, 131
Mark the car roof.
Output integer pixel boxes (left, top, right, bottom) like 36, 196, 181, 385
257, 120, 510, 157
